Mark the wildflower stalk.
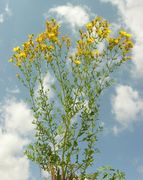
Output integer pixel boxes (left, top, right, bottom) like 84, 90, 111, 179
9, 17, 133, 179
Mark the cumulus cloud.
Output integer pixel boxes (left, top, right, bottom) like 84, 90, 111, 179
45, 3, 92, 32
0, 97, 34, 180
100, 0, 143, 78
111, 85, 143, 134
0, 98, 34, 135
0, 133, 29, 180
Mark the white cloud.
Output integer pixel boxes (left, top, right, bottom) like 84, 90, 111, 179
100, 0, 143, 78
5, 3, 12, 16
111, 85, 143, 134
0, 3, 12, 24
131, 43, 143, 78
0, 97, 34, 180
0, 98, 34, 136
0, 133, 29, 180
46, 3, 92, 31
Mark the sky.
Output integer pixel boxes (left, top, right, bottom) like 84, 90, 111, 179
0, 0, 143, 179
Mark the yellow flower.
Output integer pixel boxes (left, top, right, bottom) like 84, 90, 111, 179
16, 59, 22, 67
107, 29, 111, 34
48, 33, 55, 39
36, 36, 43, 43
45, 54, 53, 62
103, 29, 111, 38
48, 45, 54, 51
19, 51, 27, 58
8, 58, 13, 63
119, 31, 126, 36
87, 37, 94, 44
86, 22, 93, 30
125, 40, 134, 49
14, 54, 20, 60
36, 33, 46, 43
119, 31, 132, 38
74, 59, 81, 65
22, 41, 31, 49
125, 33, 132, 38
96, 29, 103, 37
63, 37, 71, 48
47, 32, 58, 42
77, 48, 83, 56
28, 34, 34, 39
40, 43, 47, 51
91, 50, 100, 57
45, 19, 60, 36
114, 39, 119, 44
29, 55, 35, 62
13, 46, 20, 52
16, 73, 20, 78
77, 39, 83, 45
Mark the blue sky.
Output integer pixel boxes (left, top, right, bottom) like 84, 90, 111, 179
0, 0, 143, 179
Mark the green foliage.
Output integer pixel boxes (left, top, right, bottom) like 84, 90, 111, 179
85, 166, 125, 180
10, 17, 133, 179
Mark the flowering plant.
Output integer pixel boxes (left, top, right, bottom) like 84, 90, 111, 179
10, 16, 133, 180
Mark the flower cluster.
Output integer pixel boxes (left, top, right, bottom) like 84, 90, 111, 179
10, 19, 62, 66
70, 16, 111, 64
36, 19, 59, 43
107, 30, 133, 53
70, 17, 133, 65
9, 17, 133, 68
86, 16, 111, 39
